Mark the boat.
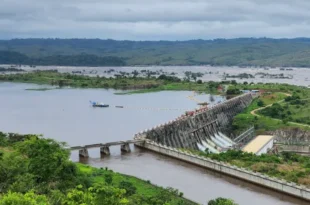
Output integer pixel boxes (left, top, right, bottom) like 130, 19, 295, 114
90, 101, 109, 108
115, 106, 124, 108
93, 104, 109, 108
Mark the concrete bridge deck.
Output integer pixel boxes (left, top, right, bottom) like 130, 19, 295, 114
70, 139, 145, 150
70, 139, 145, 157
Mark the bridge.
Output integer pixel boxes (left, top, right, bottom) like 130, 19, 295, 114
70, 139, 145, 158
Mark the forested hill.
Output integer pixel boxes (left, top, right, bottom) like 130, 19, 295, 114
1, 38, 310, 67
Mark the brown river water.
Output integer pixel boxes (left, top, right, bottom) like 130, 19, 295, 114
0, 81, 308, 205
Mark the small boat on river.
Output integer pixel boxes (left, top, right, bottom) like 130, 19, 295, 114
90, 101, 109, 108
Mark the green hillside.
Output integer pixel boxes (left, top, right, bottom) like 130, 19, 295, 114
1, 38, 310, 67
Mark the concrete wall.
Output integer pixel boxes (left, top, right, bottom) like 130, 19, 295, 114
277, 144, 310, 154
270, 128, 310, 145
135, 93, 254, 150
136, 141, 310, 201
257, 139, 274, 155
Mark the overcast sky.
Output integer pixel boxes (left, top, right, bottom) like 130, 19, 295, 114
1, 0, 310, 40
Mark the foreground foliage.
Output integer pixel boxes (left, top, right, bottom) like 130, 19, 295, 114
0, 132, 196, 205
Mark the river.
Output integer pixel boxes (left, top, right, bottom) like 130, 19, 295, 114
0, 82, 308, 205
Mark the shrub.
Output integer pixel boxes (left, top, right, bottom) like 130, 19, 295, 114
118, 181, 136, 196
104, 173, 113, 185
208, 197, 238, 205
257, 100, 265, 107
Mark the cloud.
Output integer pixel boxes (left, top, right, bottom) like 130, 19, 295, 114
1, 0, 310, 40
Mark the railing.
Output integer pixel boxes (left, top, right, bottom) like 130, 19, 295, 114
70, 139, 145, 150
234, 126, 255, 143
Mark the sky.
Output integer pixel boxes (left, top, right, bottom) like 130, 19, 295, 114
1, 0, 310, 40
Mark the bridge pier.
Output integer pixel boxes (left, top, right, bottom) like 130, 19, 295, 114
121, 143, 131, 152
100, 146, 110, 155
79, 148, 89, 158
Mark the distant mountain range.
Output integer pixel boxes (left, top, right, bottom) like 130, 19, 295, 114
1, 38, 310, 67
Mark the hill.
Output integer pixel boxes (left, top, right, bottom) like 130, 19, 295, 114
1, 38, 310, 67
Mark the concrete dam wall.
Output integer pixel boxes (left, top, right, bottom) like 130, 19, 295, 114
269, 128, 310, 145
135, 93, 254, 151
135, 141, 310, 201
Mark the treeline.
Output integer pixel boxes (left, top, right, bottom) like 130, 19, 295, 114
0, 132, 238, 205
2, 38, 310, 66
0, 51, 126, 66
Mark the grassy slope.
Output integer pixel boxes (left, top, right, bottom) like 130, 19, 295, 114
77, 163, 196, 204
0, 140, 196, 205
232, 84, 310, 134
187, 150, 310, 188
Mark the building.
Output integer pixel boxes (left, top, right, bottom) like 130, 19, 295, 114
242, 135, 274, 155
240, 90, 260, 94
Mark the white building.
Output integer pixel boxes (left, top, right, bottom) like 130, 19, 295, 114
242, 135, 274, 155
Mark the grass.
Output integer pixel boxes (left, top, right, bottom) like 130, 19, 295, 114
232, 90, 310, 134
187, 149, 310, 188
117, 82, 215, 95
76, 163, 197, 204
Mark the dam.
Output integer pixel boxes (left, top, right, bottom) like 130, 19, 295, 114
134, 93, 254, 151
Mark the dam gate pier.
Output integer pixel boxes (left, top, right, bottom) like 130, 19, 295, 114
70, 140, 145, 158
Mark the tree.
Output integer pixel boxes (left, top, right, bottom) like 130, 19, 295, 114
8, 173, 36, 193
0, 191, 50, 205
197, 79, 203, 84
104, 173, 113, 185
63, 185, 94, 205
231, 80, 237, 85
226, 88, 241, 95
63, 185, 129, 205
208, 197, 238, 205
257, 99, 265, 107
16, 137, 79, 191
118, 181, 136, 196
0, 152, 28, 192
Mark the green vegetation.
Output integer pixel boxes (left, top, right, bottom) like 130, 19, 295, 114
208, 198, 238, 205
231, 83, 310, 134
0, 71, 226, 95
0, 51, 125, 67
25, 88, 57, 91
0, 132, 197, 204
0, 67, 24, 72
188, 149, 310, 188
3, 38, 310, 67
259, 93, 310, 125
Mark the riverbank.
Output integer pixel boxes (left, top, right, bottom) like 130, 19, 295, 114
0, 132, 199, 205
76, 163, 198, 205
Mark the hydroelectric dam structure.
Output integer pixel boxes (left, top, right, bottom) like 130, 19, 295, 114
134, 93, 254, 152
71, 93, 255, 157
